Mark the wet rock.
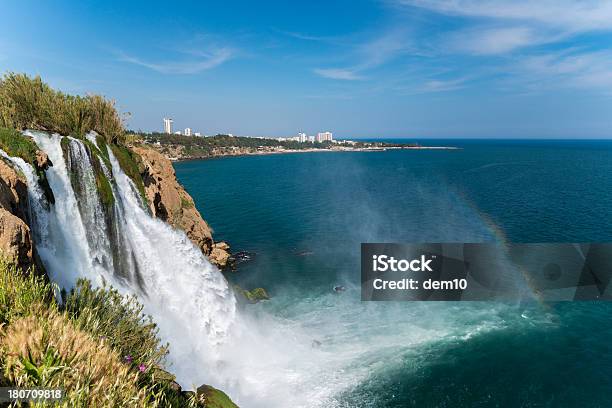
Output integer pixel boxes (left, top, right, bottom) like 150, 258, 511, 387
210, 242, 231, 269
35, 150, 52, 170
228, 250, 255, 267
131, 146, 230, 267
0, 208, 33, 269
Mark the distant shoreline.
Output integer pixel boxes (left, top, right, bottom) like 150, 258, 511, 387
167, 145, 461, 162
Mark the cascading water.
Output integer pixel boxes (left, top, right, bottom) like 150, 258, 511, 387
16, 131, 237, 388
2, 130, 531, 408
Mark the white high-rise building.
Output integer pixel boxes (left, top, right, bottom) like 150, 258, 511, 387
298, 132, 307, 143
317, 131, 333, 142
184, 128, 192, 136
163, 118, 173, 134
308, 135, 315, 143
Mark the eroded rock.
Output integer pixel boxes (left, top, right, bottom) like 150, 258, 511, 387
131, 146, 230, 268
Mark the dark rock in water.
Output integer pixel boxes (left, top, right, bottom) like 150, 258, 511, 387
333, 285, 346, 293
312, 340, 322, 348
196, 384, 239, 408
229, 250, 255, 266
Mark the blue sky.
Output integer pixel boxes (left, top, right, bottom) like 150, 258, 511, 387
3, 0, 612, 138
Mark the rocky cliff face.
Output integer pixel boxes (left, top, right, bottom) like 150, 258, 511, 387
0, 159, 34, 269
131, 146, 231, 268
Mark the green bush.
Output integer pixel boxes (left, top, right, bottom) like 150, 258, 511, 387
0, 72, 125, 144
61, 280, 199, 407
62, 280, 167, 375
0, 257, 55, 325
2, 309, 150, 407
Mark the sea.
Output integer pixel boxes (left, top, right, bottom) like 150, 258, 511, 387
174, 139, 612, 407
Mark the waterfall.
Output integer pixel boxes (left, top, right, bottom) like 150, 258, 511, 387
14, 131, 237, 387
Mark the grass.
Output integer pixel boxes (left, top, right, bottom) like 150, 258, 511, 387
181, 196, 194, 209
0, 72, 156, 208
0, 73, 125, 144
2, 309, 149, 407
0, 126, 56, 204
63, 280, 168, 379
0, 127, 38, 164
0, 258, 54, 325
0, 257, 211, 407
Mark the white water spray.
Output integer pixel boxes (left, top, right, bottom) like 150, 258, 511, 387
19, 131, 236, 387
3, 131, 529, 408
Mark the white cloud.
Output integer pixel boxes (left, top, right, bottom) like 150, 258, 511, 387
446, 26, 548, 55
421, 77, 469, 92
117, 47, 233, 74
400, 0, 612, 32
313, 68, 364, 80
311, 29, 412, 81
394, 0, 612, 56
515, 49, 612, 91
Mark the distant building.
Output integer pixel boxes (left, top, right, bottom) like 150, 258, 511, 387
174, 131, 182, 135
184, 128, 192, 136
194, 132, 201, 137
317, 131, 333, 142
308, 135, 315, 143
163, 118, 173, 134
298, 132, 307, 143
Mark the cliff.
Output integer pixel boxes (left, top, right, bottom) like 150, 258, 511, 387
131, 146, 231, 268
0, 159, 33, 269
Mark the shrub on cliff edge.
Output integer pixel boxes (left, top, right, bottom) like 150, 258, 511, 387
0, 73, 126, 144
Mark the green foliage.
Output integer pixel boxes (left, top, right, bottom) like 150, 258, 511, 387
234, 285, 270, 304
95, 162, 115, 209
0, 258, 206, 407
197, 384, 239, 408
2, 310, 150, 407
82, 139, 115, 210
110, 144, 147, 202
96, 134, 110, 162
63, 279, 168, 375
139, 132, 333, 154
60, 280, 201, 407
0, 128, 55, 203
0, 257, 55, 325
0, 127, 38, 164
0, 72, 125, 144
19, 346, 65, 386
181, 196, 194, 209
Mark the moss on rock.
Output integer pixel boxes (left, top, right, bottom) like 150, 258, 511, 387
110, 144, 147, 204
0, 127, 38, 163
0, 127, 54, 204
233, 285, 270, 304
196, 384, 239, 408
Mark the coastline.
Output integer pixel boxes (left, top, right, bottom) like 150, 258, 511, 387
165, 145, 461, 162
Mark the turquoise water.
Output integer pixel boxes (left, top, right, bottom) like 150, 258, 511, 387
175, 140, 612, 407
